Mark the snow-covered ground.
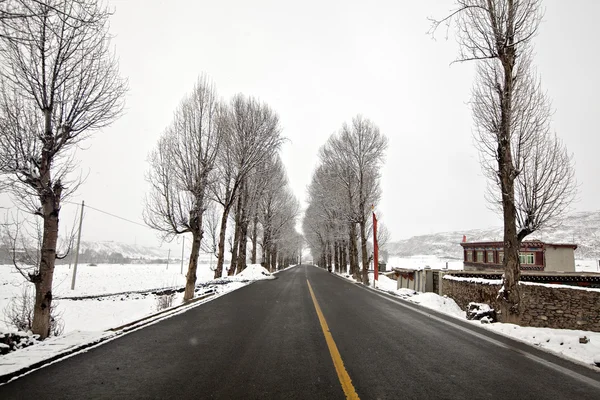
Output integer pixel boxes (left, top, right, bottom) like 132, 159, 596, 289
576, 259, 600, 273
368, 272, 600, 367
386, 255, 464, 271
0, 263, 272, 334
0, 263, 279, 379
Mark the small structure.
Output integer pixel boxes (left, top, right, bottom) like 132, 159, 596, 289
460, 240, 577, 272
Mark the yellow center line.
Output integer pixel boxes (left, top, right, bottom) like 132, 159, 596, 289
306, 279, 360, 400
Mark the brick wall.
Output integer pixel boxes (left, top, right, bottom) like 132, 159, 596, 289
442, 277, 600, 332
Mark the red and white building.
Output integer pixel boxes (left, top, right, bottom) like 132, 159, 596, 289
460, 240, 577, 272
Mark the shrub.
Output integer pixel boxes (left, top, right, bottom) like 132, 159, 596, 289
155, 293, 174, 311
3, 285, 64, 338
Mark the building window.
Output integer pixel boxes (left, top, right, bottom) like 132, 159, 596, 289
519, 253, 535, 264
476, 251, 484, 263
499, 252, 504, 264
487, 251, 494, 263
466, 251, 473, 262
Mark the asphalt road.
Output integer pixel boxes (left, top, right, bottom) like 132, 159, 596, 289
1, 265, 600, 399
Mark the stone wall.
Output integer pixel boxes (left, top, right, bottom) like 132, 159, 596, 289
442, 277, 600, 332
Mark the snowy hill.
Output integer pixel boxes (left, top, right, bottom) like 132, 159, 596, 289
77, 241, 171, 260
386, 210, 600, 260
0, 240, 173, 265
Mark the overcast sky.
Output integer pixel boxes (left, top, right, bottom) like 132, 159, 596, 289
7, 0, 598, 252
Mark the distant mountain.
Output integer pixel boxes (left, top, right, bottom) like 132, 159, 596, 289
77, 241, 171, 260
386, 210, 600, 260
58, 241, 174, 264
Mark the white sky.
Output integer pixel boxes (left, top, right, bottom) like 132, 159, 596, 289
5, 0, 599, 252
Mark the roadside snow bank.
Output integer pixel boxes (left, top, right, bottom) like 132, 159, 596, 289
484, 323, 600, 367
374, 274, 397, 291
385, 288, 600, 367
235, 264, 275, 280
407, 293, 464, 318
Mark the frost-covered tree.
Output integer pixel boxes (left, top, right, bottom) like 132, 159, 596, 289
0, 0, 126, 339
210, 94, 284, 278
145, 76, 224, 301
305, 116, 387, 282
318, 116, 387, 283
430, 0, 576, 322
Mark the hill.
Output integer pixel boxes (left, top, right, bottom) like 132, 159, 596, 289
386, 210, 600, 260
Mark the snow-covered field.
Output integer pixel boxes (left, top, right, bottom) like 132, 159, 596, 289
0, 263, 270, 334
0, 263, 277, 378
369, 272, 600, 367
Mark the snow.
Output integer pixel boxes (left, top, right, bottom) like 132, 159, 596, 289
407, 292, 465, 318
520, 281, 600, 292
0, 263, 194, 332
444, 275, 503, 285
395, 288, 418, 297
386, 255, 464, 271
483, 324, 600, 366
375, 281, 600, 367
373, 274, 397, 291
0, 331, 115, 379
235, 264, 275, 280
385, 256, 600, 274
444, 274, 600, 293
0, 261, 276, 378
576, 259, 600, 273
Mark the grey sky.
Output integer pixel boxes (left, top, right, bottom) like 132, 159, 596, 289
14, 0, 598, 250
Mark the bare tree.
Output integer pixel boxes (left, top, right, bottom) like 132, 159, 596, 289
260, 170, 299, 272
210, 94, 284, 278
144, 76, 223, 301
0, 0, 126, 338
200, 201, 221, 269
320, 116, 388, 284
431, 0, 575, 322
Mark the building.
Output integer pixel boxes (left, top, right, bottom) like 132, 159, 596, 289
460, 240, 577, 272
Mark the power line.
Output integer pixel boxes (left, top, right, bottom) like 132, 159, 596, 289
63, 200, 149, 229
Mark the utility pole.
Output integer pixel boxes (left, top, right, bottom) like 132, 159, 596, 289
166, 249, 171, 270
180, 236, 185, 275
71, 201, 85, 290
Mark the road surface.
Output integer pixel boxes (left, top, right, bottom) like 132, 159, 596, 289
1, 265, 600, 399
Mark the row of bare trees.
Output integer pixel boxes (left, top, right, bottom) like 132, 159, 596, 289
0, 0, 127, 339
144, 76, 301, 301
430, 0, 576, 323
303, 116, 388, 284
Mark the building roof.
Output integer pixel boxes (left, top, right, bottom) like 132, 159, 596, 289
460, 240, 577, 250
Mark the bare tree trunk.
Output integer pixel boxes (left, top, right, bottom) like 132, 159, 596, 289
326, 241, 332, 271
341, 239, 347, 274
214, 205, 231, 279
184, 229, 202, 301
498, 13, 521, 323
359, 220, 370, 285
333, 240, 340, 273
270, 243, 277, 272
32, 183, 62, 339
498, 52, 521, 322
251, 213, 258, 264
228, 195, 243, 276
349, 223, 360, 280
237, 215, 249, 273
